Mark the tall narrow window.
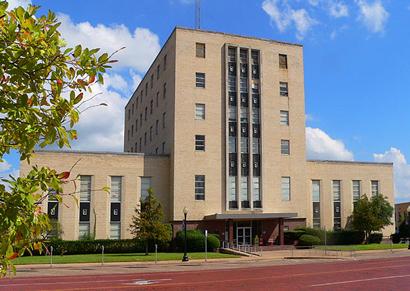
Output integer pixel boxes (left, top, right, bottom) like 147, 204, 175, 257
157, 64, 160, 79
229, 176, 237, 209
280, 82, 288, 97
352, 180, 361, 206
195, 175, 205, 200
195, 103, 205, 120
371, 180, 379, 196
163, 83, 167, 99
252, 108, 259, 124
312, 180, 321, 228
279, 54, 288, 69
150, 74, 153, 89
253, 177, 261, 208
47, 190, 59, 221
241, 177, 249, 208
196, 43, 205, 58
281, 177, 291, 201
156, 92, 159, 107
162, 112, 166, 128
150, 100, 153, 114
196, 72, 205, 88
241, 137, 248, 153
162, 142, 165, 153
140, 177, 152, 201
155, 120, 159, 135
195, 135, 205, 151
333, 180, 341, 230
229, 137, 236, 153
79, 176, 91, 239
144, 107, 147, 120
110, 176, 121, 240
280, 110, 289, 125
163, 54, 167, 71
149, 126, 152, 142
281, 140, 290, 155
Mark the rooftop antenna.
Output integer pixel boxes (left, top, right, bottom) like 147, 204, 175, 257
195, 0, 201, 29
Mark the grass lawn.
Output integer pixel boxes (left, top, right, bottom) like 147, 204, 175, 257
315, 243, 408, 251
12, 252, 239, 265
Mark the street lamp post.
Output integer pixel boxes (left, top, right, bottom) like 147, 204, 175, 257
182, 207, 189, 262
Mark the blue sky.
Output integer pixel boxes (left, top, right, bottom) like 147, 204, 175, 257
3, 0, 410, 202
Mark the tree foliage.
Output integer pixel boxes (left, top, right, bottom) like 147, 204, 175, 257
351, 194, 393, 241
0, 1, 114, 276
129, 188, 171, 254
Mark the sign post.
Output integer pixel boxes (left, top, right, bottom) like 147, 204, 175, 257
205, 230, 208, 262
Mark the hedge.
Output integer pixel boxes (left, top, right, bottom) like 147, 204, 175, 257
367, 233, 383, 244
288, 227, 365, 245
175, 230, 220, 252
298, 234, 321, 246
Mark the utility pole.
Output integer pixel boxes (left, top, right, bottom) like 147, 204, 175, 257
195, 0, 201, 29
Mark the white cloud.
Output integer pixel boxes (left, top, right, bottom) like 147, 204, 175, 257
329, 1, 349, 18
69, 73, 129, 152
6, 0, 31, 9
306, 127, 354, 161
309, 0, 320, 7
0, 160, 12, 173
374, 148, 410, 200
262, 0, 317, 39
57, 14, 161, 73
356, 0, 389, 33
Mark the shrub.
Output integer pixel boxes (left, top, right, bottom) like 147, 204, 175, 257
207, 234, 220, 251
39, 239, 149, 256
367, 233, 383, 244
284, 230, 305, 244
391, 233, 401, 244
294, 227, 364, 245
298, 234, 321, 246
175, 230, 205, 252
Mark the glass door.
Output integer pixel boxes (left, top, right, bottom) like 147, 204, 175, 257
237, 226, 252, 245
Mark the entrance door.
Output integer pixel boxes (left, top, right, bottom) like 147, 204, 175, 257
237, 226, 252, 245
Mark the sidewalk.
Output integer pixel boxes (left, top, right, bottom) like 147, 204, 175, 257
11, 248, 410, 278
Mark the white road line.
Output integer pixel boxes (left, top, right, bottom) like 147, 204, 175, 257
311, 274, 410, 287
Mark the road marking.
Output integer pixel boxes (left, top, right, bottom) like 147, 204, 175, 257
311, 274, 410, 287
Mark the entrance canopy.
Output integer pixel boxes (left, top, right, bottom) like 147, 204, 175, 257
203, 212, 298, 220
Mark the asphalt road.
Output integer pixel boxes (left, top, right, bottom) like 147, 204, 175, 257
1, 256, 410, 290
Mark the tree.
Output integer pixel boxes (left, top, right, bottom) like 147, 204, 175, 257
352, 194, 393, 242
129, 188, 171, 255
0, 2, 115, 276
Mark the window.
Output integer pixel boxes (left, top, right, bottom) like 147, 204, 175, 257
110, 176, 122, 239
253, 177, 261, 206
162, 112, 166, 128
312, 180, 321, 228
280, 110, 289, 125
195, 103, 205, 120
47, 190, 59, 221
229, 106, 237, 121
240, 107, 248, 123
352, 180, 361, 204
163, 54, 167, 70
110, 223, 120, 240
149, 126, 152, 141
140, 177, 152, 201
139, 137, 142, 151
140, 113, 142, 127
163, 83, 167, 99
228, 75, 236, 92
131, 125, 134, 137
195, 135, 205, 151
162, 142, 165, 153
252, 108, 259, 124
229, 137, 236, 153
195, 175, 205, 200
144, 132, 147, 145
110, 176, 122, 202
241, 137, 248, 153
79, 175, 91, 239
281, 177, 291, 201
145, 83, 148, 96
240, 77, 248, 93
150, 100, 153, 114
281, 140, 290, 155
241, 176, 249, 207
155, 120, 159, 135
144, 107, 147, 120
135, 119, 138, 132
196, 42, 205, 58
156, 92, 159, 107
333, 180, 341, 230
150, 74, 153, 89
135, 142, 137, 152
229, 176, 237, 202
279, 54, 288, 69
196, 72, 205, 88
371, 180, 379, 196
280, 82, 288, 97
252, 138, 259, 154
157, 64, 160, 79
128, 109, 130, 120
